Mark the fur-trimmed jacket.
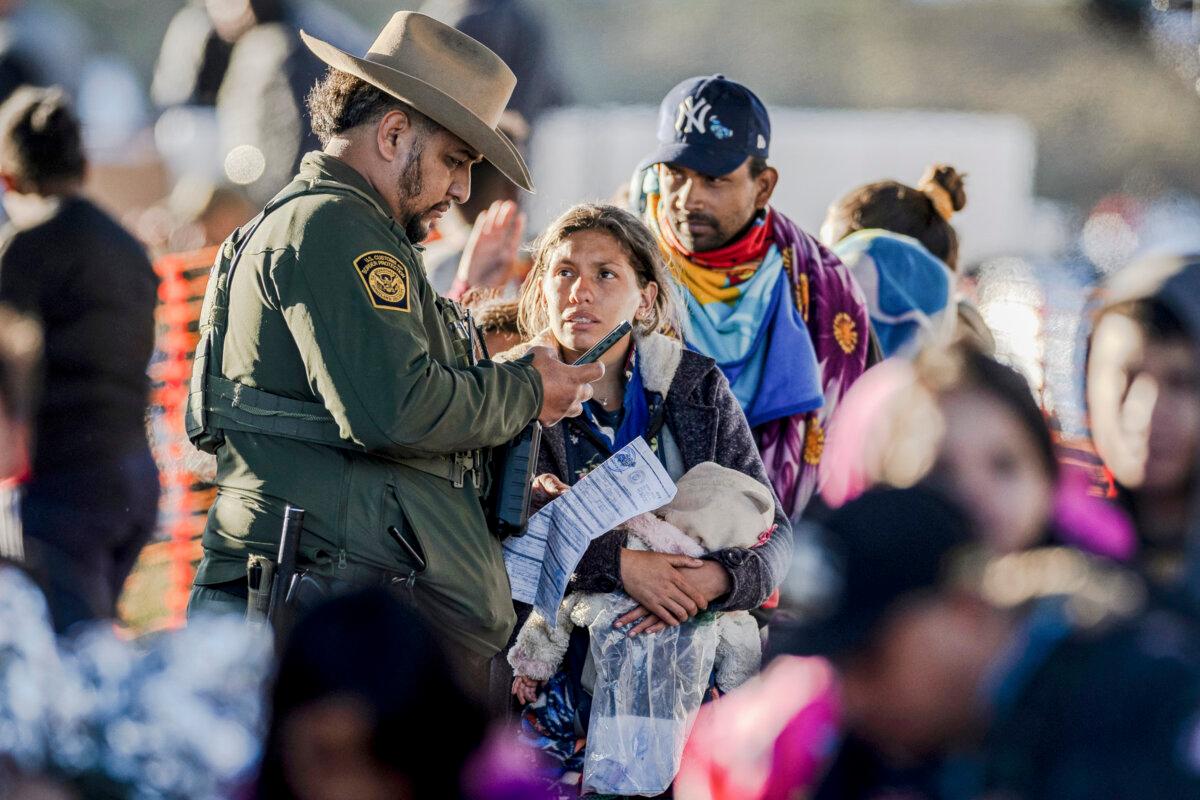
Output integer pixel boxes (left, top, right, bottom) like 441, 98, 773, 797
532, 331, 793, 613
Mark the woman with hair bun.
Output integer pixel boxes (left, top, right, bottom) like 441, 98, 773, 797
821, 164, 968, 269
820, 164, 995, 354
0, 86, 159, 633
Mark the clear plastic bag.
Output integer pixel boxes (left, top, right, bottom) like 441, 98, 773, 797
583, 598, 720, 796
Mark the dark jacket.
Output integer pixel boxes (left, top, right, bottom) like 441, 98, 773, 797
539, 332, 792, 612
0, 197, 158, 475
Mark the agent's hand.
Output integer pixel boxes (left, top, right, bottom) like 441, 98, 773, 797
531, 472, 570, 512
456, 200, 525, 290
617, 549, 708, 633
616, 560, 732, 636
529, 346, 604, 426
511, 675, 544, 705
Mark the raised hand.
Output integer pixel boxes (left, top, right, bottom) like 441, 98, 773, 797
456, 199, 526, 290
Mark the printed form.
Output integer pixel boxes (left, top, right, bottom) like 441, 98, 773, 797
503, 437, 677, 621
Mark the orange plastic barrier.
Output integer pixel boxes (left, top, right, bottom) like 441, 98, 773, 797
144, 246, 218, 628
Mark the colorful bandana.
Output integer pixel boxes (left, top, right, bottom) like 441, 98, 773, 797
833, 229, 954, 358
565, 345, 664, 484
635, 167, 870, 517
578, 350, 651, 453
646, 174, 823, 429
656, 198, 774, 274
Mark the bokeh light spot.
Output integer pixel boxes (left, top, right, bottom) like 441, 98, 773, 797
223, 145, 266, 186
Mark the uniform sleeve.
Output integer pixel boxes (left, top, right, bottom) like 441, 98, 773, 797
267, 199, 542, 457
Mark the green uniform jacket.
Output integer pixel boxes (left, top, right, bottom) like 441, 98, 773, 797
194, 152, 541, 657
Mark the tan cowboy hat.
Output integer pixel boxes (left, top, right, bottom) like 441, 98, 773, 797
300, 12, 534, 192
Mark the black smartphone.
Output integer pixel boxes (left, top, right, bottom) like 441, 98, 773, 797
483, 320, 632, 541
572, 320, 633, 365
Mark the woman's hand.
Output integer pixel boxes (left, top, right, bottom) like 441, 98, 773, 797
530, 472, 570, 512
511, 675, 543, 705
616, 560, 733, 636
617, 549, 708, 632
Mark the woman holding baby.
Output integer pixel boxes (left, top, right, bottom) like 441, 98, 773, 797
500, 203, 792, 796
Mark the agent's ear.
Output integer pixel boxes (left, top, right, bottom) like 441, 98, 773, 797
376, 109, 415, 162
754, 166, 779, 211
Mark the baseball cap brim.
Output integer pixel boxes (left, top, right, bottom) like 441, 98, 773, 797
637, 140, 750, 178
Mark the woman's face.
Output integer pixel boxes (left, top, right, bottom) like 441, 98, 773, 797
541, 229, 657, 361
930, 388, 1054, 553
1088, 312, 1200, 495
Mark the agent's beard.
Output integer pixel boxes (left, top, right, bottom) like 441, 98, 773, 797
397, 140, 431, 243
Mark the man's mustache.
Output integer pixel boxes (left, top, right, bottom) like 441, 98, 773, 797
677, 213, 719, 229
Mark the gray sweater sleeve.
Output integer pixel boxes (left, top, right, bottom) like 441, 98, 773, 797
570, 529, 626, 594
702, 367, 793, 612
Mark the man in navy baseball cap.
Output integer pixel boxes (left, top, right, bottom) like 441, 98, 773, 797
631, 75, 869, 519
638, 74, 772, 181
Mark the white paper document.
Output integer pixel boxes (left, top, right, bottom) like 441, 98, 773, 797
503, 437, 677, 621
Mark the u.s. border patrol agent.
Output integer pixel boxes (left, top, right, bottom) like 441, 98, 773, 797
184, 13, 578, 677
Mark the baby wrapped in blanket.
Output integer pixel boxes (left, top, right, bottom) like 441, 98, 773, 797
509, 461, 775, 698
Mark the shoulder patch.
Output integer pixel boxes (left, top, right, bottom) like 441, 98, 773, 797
353, 250, 411, 312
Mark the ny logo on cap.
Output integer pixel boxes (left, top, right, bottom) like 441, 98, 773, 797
675, 95, 712, 135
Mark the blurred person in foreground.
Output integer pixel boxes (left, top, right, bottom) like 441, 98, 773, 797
796, 344, 1134, 799
257, 588, 549, 800
679, 343, 1136, 800
821, 165, 996, 354
632, 75, 869, 520
0, 87, 159, 632
823, 341, 1135, 559
498, 203, 791, 795
775, 486, 1200, 800
1087, 253, 1200, 609
185, 13, 602, 686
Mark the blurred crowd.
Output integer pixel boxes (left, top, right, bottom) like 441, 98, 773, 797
0, 1, 1199, 799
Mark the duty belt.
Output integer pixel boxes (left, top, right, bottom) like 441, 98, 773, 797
203, 374, 480, 488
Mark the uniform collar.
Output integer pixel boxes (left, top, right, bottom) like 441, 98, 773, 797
297, 151, 395, 221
